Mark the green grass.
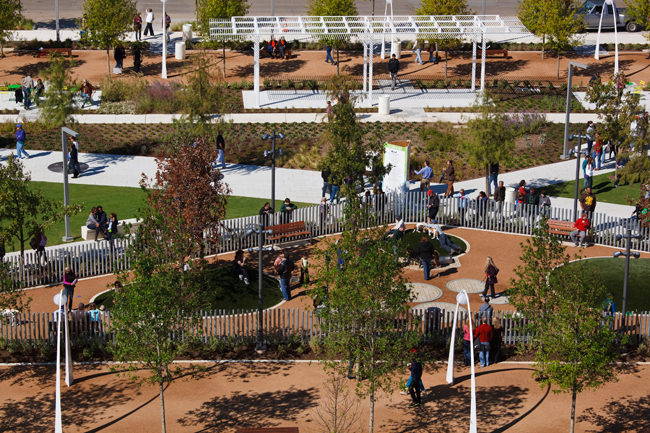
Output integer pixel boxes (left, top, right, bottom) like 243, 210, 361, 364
541, 172, 642, 206
400, 229, 468, 256
4, 182, 314, 251
560, 258, 650, 312
93, 264, 283, 310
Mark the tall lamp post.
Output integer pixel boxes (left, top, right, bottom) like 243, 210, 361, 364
161, 0, 168, 79
569, 134, 587, 221
249, 220, 271, 353
61, 127, 79, 242
562, 61, 588, 160
262, 132, 284, 214
613, 226, 642, 316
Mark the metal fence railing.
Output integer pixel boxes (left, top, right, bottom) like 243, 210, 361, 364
4, 190, 648, 288
2, 308, 649, 345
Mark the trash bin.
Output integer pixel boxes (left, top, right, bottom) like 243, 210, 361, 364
390, 39, 401, 59
505, 187, 516, 204
182, 23, 192, 41
175, 42, 185, 60
378, 95, 390, 115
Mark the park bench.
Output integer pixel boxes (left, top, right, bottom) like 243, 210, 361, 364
547, 219, 574, 237
266, 221, 311, 243
478, 49, 508, 58
81, 217, 140, 241
33, 47, 73, 57
236, 428, 299, 433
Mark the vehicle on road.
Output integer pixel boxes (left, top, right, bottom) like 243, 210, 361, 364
580, 0, 643, 32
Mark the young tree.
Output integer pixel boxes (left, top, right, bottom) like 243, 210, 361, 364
311, 223, 418, 433
586, 73, 646, 184
518, 0, 553, 59
0, 0, 22, 57
321, 75, 388, 203
544, 0, 584, 79
141, 134, 230, 262
463, 92, 517, 193
82, 0, 136, 74
510, 221, 621, 433
181, 52, 226, 134
417, 0, 470, 78
0, 156, 76, 265
308, 0, 357, 75
195, 0, 248, 77
625, 0, 650, 42
40, 55, 77, 128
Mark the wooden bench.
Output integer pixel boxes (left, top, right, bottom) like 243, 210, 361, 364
547, 219, 574, 237
33, 47, 73, 57
266, 221, 311, 242
81, 217, 140, 241
236, 428, 299, 433
479, 49, 508, 58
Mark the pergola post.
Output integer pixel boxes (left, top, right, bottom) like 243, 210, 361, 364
363, 40, 368, 93
368, 37, 374, 105
471, 36, 477, 92
480, 35, 487, 93
253, 34, 260, 108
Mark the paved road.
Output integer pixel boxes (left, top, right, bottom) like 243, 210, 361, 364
24, 0, 523, 27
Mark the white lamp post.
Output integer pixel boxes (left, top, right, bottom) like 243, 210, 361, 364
161, 0, 168, 79
446, 290, 477, 433
594, 0, 619, 75
53, 290, 73, 433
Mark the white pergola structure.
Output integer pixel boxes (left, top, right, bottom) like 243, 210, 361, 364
210, 16, 531, 108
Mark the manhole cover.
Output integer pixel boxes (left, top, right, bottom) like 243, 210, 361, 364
410, 301, 466, 314
48, 161, 90, 174
407, 283, 443, 303
446, 279, 485, 294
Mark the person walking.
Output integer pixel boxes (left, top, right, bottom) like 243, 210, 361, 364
62, 266, 77, 313
388, 53, 400, 91
114, 44, 126, 70
144, 8, 155, 37
165, 13, 171, 42
482, 256, 499, 300
583, 156, 595, 189
417, 236, 439, 281
427, 42, 436, 63
133, 12, 143, 41
473, 316, 493, 367
321, 166, 331, 199
441, 160, 455, 197
412, 40, 422, 65
30, 228, 48, 267
215, 133, 226, 169
15, 124, 29, 159
426, 189, 440, 224
593, 134, 604, 170
325, 45, 335, 64
21, 75, 34, 109
133, 45, 142, 73
80, 79, 94, 108
488, 162, 499, 196
414, 160, 433, 192
68, 136, 80, 178
34, 78, 45, 105
407, 350, 423, 407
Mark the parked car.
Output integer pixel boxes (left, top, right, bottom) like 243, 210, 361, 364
580, 0, 643, 32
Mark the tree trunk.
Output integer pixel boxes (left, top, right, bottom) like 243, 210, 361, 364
336, 48, 340, 75
541, 35, 545, 60
223, 42, 227, 78
107, 48, 111, 76
485, 163, 490, 194
159, 380, 167, 433
556, 52, 561, 80
444, 50, 448, 79
1, 42, 4, 57
570, 387, 576, 433
369, 388, 375, 433
435, 42, 439, 61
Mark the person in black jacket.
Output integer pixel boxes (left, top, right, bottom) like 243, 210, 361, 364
277, 253, 294, 301
215, 133, 226, 169
493, 180, 506, 214
114, 44, 126, 69
417, 236, 439, 281
426, 189, 440, 224
68, 136, 80, 178
94, 206, 108, 241
407, 350, 423, 407
388, 54, 400, 90
133, 45, 142, 73
259, 202, 274, 227
321, 167, 331, 199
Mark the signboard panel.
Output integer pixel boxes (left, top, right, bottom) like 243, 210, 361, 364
382, 140, 410, 193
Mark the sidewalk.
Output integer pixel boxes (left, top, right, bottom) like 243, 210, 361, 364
1, 144, 635, 218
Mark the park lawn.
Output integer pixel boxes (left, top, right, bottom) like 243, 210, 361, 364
562, 258, 650, 312
542, 172, 642, 206
4, 182, 314, 251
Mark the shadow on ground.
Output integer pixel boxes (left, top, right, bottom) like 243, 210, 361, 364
230, 59, 307, 78
178, 386, 319, 432
578, 395, 650, 432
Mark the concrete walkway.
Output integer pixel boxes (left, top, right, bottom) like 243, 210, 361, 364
0, 144, 635, 217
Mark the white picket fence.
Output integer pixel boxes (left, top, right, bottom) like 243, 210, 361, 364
4, 190, 649, 287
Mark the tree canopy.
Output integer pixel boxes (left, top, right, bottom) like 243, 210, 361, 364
0, 0, 22, 57
308, 0, 357, 16
81, 0, 136, 74
625, 0, 650, 40
196, 0, 248, 36
40, 55, 78, 128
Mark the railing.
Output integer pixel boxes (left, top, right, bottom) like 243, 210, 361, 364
2, 309, 649, 345
4, 190, 648, 287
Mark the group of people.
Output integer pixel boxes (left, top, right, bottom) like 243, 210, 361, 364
16, 75, 45, 110
133, 9, 170, 42
86, 206, 119, 243
463, 313, 503, 368
264, 36, 291, 59
257, 198, 299, 226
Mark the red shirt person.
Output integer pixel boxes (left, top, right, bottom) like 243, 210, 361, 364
473, 317, 493, 367
570, 212, 590, 247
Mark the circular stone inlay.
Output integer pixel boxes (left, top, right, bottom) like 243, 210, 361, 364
487, 294, 509, 305
48, 161, 90, 174
410, 301, 467, 314
408, 283, 443, 303
446, 278, 485, 294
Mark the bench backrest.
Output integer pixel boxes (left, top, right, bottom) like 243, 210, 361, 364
267, 221, 306, 235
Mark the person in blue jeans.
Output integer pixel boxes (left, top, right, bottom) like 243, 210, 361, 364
473, 316, 493, 367
488, 162, 499, 196
417, 236, 439, 280
325, 45, 335, 64
277, 253, 294, 301
330, 183, 340, 204
15, 124, 29, 159
431, 223, 461, 253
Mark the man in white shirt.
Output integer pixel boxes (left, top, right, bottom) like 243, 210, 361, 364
144, 8, 155, 37
384, 215, 405, 241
